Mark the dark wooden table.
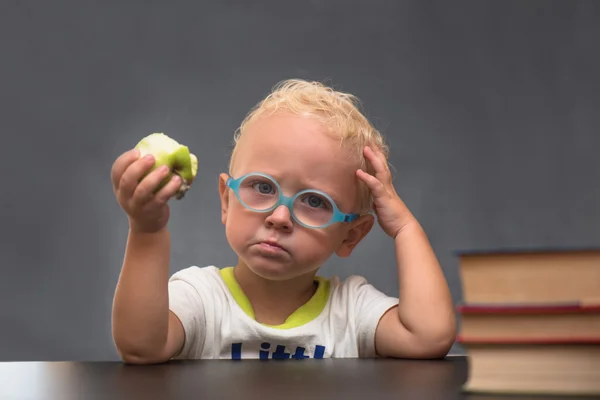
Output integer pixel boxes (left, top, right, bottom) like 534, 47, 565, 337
0, 356, 590, 400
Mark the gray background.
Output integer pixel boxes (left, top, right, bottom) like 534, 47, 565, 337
1, 0, 598, 361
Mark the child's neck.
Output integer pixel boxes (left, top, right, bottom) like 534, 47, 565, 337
233, 263, 318, 326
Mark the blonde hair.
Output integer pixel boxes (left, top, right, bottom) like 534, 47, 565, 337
229, 78, 389, 214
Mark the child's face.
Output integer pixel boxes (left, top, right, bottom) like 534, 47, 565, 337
218, 112, 374, 282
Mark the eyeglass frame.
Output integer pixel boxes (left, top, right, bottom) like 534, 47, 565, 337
225, 172, 361, 229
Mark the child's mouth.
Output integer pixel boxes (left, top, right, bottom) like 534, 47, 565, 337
256, 241, 288, 255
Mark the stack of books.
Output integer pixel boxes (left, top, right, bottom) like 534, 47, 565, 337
456, 248, 600, 396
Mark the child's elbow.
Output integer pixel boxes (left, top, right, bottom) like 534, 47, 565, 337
118, 351, 170, 365
424, 326, 457, 358
115, 345, 172, 365
428, 333, 456, 358
413, 322, 457, 359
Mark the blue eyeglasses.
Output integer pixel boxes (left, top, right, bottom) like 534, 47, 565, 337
225, 172, 360, 229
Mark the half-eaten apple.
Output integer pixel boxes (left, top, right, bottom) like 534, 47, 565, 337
134, 132, 198, 199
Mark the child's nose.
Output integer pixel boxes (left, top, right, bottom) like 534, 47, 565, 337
264, 205, 293, 231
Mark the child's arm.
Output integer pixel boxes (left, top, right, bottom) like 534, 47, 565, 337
112, 228, 185, 364
110, 148, 188, 364
356, 146, 456, 359
375, 220, 456, 358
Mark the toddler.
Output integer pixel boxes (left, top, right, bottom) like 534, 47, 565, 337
110, 79, 456, 362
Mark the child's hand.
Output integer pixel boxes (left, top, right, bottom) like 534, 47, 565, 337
356, 146, 415, 239
111, 148, 182, 234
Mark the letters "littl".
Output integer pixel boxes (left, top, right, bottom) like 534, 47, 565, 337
231, 343, 326, 359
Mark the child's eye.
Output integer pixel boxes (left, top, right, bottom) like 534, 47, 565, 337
252, 182, 275, 194
302, 194, 328, 209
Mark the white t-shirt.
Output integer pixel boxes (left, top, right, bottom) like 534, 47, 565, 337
167, 266, 399, 360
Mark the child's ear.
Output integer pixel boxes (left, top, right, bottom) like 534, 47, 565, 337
218, 173, 230, 225
335, 214, 375, 258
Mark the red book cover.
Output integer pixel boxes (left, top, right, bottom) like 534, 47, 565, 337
457, 335, 600, 345
457, 303, 600, 314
